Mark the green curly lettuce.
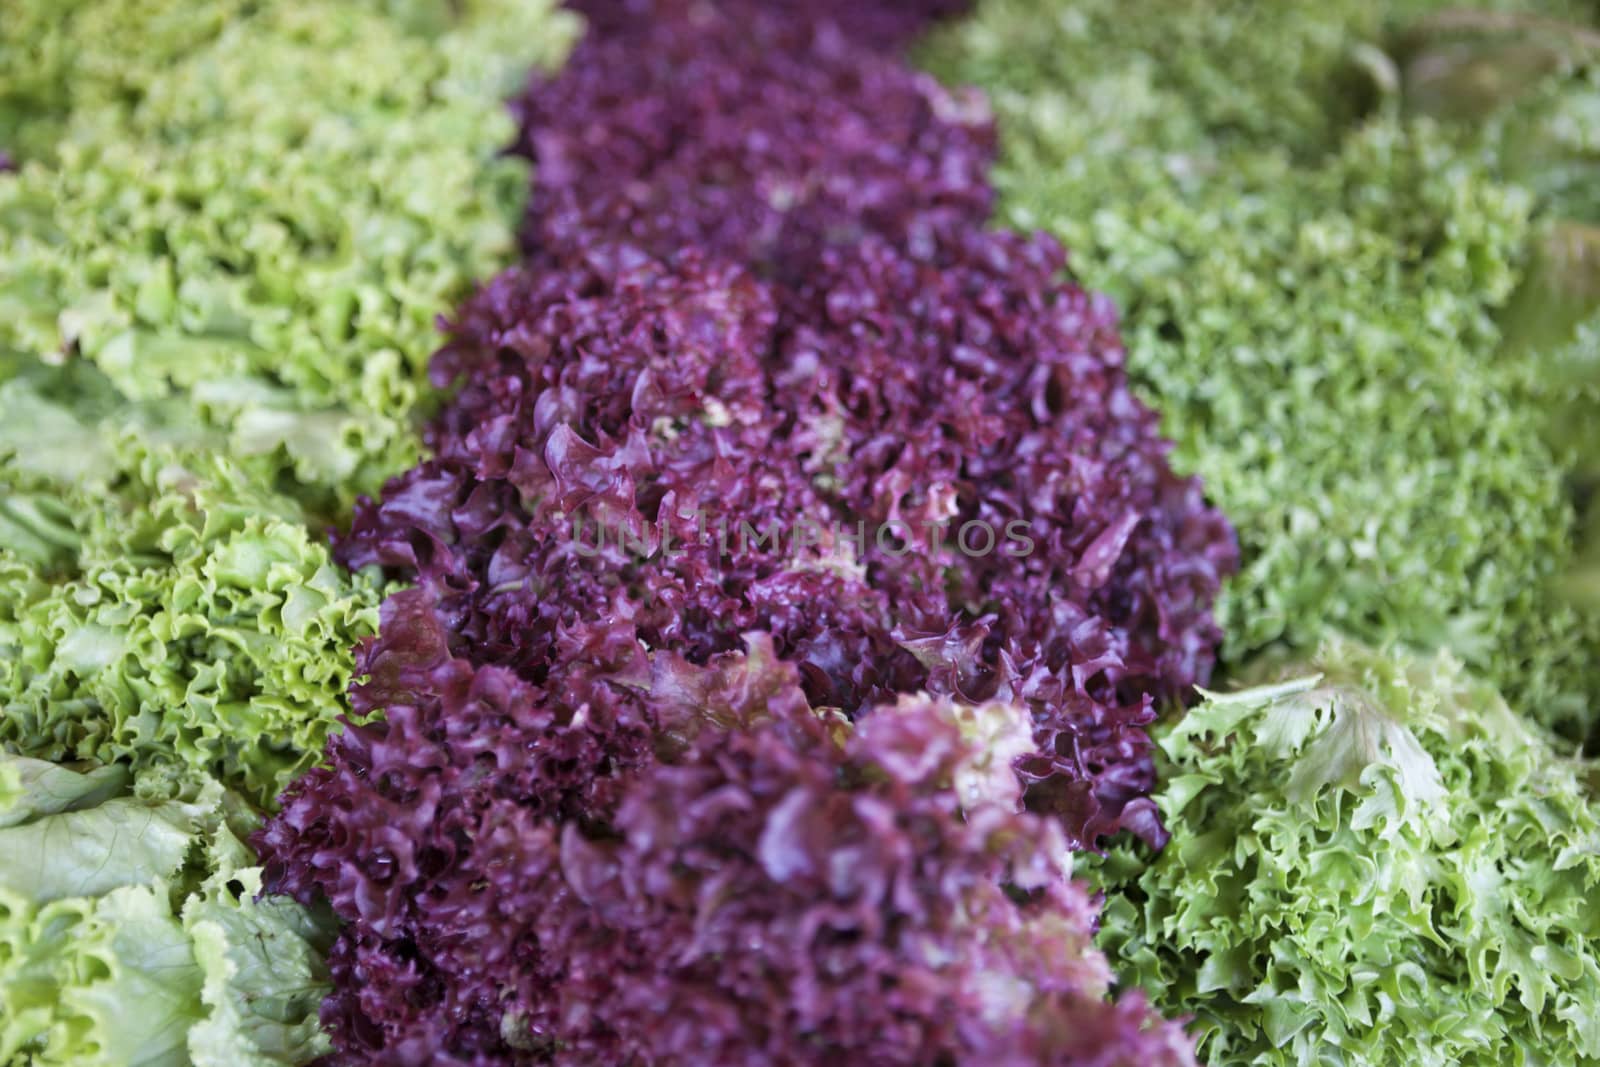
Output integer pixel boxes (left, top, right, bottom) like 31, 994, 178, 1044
0, 754, 335, 1066
1083, 639, 1600, 1066
0, 370, 387, 806
1384, 8, 1600, 700
0, 0, 245, 166
0, 0, 578, 512
922, 0, 1600, 740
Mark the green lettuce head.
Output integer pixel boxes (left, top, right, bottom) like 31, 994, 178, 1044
0, 370, 387, 806
0, 754, 335, 1066
1086, 638, 1600, 1066
0, 0, 579, 805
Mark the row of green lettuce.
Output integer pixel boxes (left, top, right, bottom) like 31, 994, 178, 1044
0, 3, 576, 1064
923, 2, 1600, 1063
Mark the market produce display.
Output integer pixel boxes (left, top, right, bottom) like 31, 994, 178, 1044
3, 0, 1599, 1064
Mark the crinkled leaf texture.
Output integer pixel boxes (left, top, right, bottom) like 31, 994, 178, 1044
247, 0, 1226, 1060
258, 590, 1195, 1065
565, 0, 971, 53
512, 0, 995, 283
0, 369, 386, 806
0, 0, 578, 510
0, 754, 335, 1067
1086, 638, 1600, 1066
335, 230, 1234, 852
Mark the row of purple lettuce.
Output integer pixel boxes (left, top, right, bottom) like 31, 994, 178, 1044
254, 2, 1237, 1062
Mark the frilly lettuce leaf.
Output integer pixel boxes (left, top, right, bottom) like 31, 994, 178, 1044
0, 372, 386, 806
0, 754, 334, 1067
1085, 638, 1600, 1066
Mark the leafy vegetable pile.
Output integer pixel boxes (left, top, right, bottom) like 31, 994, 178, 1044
252, 0, 1234, 1061
510, 0, 996, 281
0, 372, 384, 804
924, 4, 1600, 1065
261, 597, 1198, 1063
0, 0, 575, 511
6, 0, 1600, 1064
1087, 640, 1600, 1066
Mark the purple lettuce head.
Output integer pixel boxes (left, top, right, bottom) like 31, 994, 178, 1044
259, 640, 1196, 1064
540, 695, 1196, 1066
291, 233, 1229, 1058
511, 2, 994, 283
